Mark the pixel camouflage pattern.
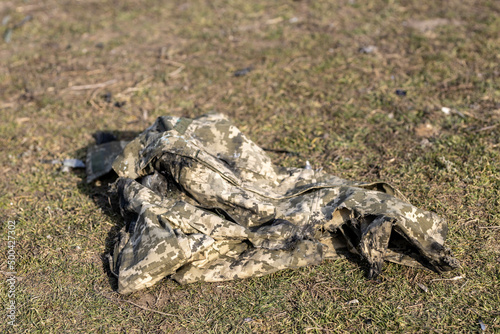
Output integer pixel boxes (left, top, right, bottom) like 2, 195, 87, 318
104, 113, 458, 294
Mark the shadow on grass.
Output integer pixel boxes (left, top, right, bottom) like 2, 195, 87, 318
75, 130, 140, 292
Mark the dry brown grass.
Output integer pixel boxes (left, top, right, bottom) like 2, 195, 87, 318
1, 0, 499, 332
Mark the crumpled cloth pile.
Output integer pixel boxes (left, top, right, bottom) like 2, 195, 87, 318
88, 113, 458, 294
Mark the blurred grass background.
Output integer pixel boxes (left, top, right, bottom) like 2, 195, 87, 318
0, 0, 499, 332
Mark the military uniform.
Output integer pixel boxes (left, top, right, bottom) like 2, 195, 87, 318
89, 113, 458, 294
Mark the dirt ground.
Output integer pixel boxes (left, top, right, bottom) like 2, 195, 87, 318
0, 0, 499, 332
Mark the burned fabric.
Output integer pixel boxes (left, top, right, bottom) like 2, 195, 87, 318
105, 113, 458, 294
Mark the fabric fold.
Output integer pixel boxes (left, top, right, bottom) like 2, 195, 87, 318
106, 113, 458, 294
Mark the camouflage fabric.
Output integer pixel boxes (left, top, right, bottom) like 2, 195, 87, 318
86, 140, 129, 183
106, 113, 458, 294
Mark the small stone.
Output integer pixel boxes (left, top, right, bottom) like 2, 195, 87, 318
441, 107, 451, 114
359, 45, 377, 54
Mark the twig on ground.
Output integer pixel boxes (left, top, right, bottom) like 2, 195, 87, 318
69, 79, 117, 91
116, 76, 153, 97
430, 276, 465, 282
159, 59, 185, 77
407, 303, 423, 309
475, 124, 498, 132
0, 102, 15, 109
94, 284, 179, 317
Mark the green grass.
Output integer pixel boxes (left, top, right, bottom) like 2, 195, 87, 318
1, 0, 499, 332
